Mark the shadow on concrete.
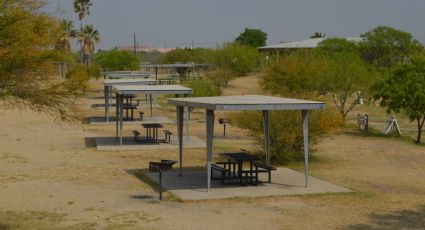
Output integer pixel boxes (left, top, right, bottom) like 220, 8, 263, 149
84, 137, 97, 148
344, 205, 425, 230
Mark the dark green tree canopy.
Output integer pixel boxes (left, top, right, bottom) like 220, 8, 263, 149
372, 56, 425, 143
235, 28, 268, 48
360, 26, 423, 67
94, 49, 139, 71
317, 38, 360, 54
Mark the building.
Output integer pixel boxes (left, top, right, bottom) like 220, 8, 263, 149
258, 37, 362, 55
117, 45, 175, 53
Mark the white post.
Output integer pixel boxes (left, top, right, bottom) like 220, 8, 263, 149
302, 110, 309, 187
206, 109, 215, 192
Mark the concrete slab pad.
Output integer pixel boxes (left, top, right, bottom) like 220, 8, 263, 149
89, 116, 174, 125
95, 136, 205, 151
144, 168, 351, 200
91, 103, 162, 109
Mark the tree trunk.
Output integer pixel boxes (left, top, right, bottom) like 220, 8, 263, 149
416, 116, 425, 144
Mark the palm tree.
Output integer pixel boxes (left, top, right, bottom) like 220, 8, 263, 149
310, 32, 326, 39
77, 24, 100, 65
55, 20, 76, 78
73, 0, 92, 29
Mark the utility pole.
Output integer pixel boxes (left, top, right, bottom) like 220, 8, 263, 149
133, 32, 137, 57
164, 40, 167, 53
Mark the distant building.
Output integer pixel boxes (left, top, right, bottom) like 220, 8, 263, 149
258, 37, 362, 55
117, 45, 175, 53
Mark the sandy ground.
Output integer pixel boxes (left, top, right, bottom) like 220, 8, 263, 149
0, 75, 424, 229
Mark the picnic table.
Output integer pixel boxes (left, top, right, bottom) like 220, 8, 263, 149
221, 152, 260, 185
142, 123, 163, 142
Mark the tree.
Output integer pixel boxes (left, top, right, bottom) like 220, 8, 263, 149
317, 38, 360, 54
360, 26, 422, 69
214, 43, 260, 76
0, 0, 77, 120
235, 28, 267, 48
310, 32, 326, 38
54, 20, 76, 77
73, 0, 91, 29
372, 57, 425, 143
94, 49, 139, 71
261, 49, 375, 119
77, 24, 100, 65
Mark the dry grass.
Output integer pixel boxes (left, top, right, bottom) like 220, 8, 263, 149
0, 75, 424, 229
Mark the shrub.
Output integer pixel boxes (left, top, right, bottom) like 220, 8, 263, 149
230, 109, 342, 165
64, 64, 98, 95
184, 80, 219, 97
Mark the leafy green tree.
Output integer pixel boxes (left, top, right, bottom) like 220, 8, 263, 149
360, 26, 422, 69
0, 0, 77, 120
317, 38, 360, 54
235, 28, 268, 48
164, 48, 193, 63
372, 57, 425, 143
310, 32, 326, 38
94, 49, 139, 71
262, 49, 375, 119
214, 43, 260, 76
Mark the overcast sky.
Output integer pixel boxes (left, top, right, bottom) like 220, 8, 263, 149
44, 0, 425, 50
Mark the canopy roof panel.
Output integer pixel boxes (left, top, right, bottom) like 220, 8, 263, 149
168, 95, 325, 111
114, 85, 192, 95
104, 79, 157, 86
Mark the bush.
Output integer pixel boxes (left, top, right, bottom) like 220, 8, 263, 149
64, 64, 98, 95
230, 109, 342, 165
184, 79, 219, 97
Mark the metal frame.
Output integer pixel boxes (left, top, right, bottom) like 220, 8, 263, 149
114, 85, 192, 145
170, 95, 325, 191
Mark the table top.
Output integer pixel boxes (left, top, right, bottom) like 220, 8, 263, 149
142, 123, 164, 128
221, 152, 259, 161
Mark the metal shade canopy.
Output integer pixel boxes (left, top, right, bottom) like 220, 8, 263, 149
114, 85, 193, 145
103, 79, 157, 123
168, 95, 326, 191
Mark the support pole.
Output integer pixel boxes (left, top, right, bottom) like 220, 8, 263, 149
150, 94, 153, 117
185, 106, 190, 142
119, 94, 124, 145
177, 106, 184, 176
263, 110, 270, 165
115, 92, 119, 138
104, 85, 109, 123
206, 109, 215, 192
302, 110, 309, 187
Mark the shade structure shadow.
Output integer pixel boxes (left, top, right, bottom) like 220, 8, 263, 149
88, 115, 173, 125
93, 136, 205, 151
143, 168, 351, 201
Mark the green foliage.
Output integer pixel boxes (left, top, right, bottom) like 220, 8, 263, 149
164, 48, 193, 63
310, 32, 326, 38
230, 110, 342, 165
317, 38, 360, 54
206, 69, 237, 95
262, 48, 376, 119
360, 26, 422, 68
213, 43, 260, 76
372, 56, 425, 143
235, 28, 268, 48
184, 80, 219, 97
164, 47, 214, 64
64, 64, 98, 95
94, 49, 139, 71
0, 0, 77, 120
138, 50, 165, 64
